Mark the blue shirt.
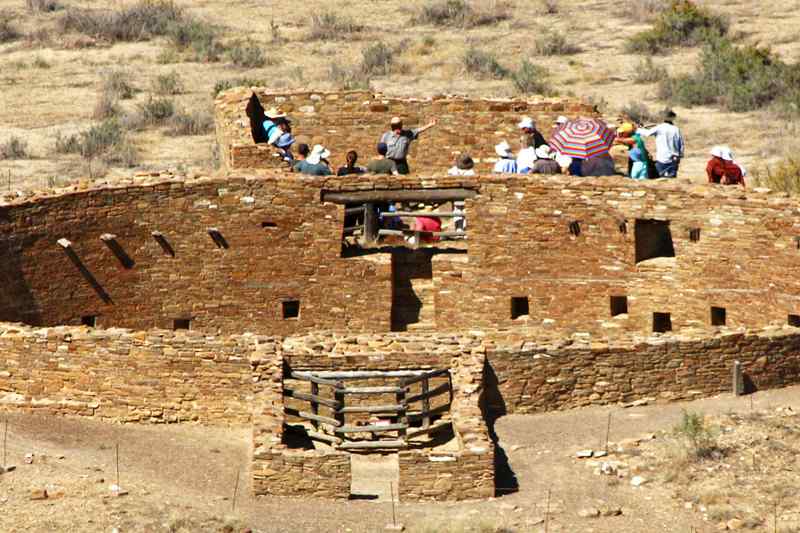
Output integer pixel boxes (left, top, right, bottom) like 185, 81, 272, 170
293, 160, 331, 176
493, 159, 518, 174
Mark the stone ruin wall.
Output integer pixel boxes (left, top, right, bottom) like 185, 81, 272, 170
214, 88, 598, 173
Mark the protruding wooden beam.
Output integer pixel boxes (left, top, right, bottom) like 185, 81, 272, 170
57, 238, 72, 248
151, 231, 175, 257
207, 227, 229, 249
99, 233, 134, 269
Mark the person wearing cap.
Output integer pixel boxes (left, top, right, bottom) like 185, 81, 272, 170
448, 153, 476, 176
493, 141, 518, 174
518, 117, 547, 149
379, 116, 437, 174
637, 109, 684, 178
293, 144, 332, 176
531, 145, 561, 174
614, 122, 652, 179
707, 146, 744, 186
366, 142, 399, 175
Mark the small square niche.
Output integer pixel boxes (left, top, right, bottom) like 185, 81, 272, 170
173, 318, 191, 330
653, 312, 672, 333
81, 315, 97, 327
789, 314, 800, 327
711, 306, 726, 326
610, 296, 628, 317
282, 300, 300, 320
511, 297, 529, 320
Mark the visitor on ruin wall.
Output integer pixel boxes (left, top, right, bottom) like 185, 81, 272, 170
366, 143, 399, 175
531, 145, 562, 174
707, 146, 745, 187
518, 117, 547, 149
262, 107, 295, 163
337, 150, 366, 176
293, 144, 332, 176
516, 144, 538, 174
614, 122, 653, 179
581, 153, 617, 177
448, 154, 476, 176
493, 141, 517, 174
379, 116, 437, 174
636, 109, 684, 178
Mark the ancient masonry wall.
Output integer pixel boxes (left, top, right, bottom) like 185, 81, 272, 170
214, 89, 598, 173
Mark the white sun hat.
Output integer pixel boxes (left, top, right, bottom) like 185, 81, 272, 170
307, 144, 331, 165
720, 146, 735, 161
536, 144, 554, 160
517, 117, 535, 130
554, 115, 569, 126
495, 140, 514, 158
555, 153, 572, 169
710, 146, 725, 159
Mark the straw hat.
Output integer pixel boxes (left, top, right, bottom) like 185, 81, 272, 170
553, 115, 569, 126
307, 144, 331, 165
535, 145, 554, 160
495, 140, 513, 158
264, 107, 287, 119
517, 117, 535, 130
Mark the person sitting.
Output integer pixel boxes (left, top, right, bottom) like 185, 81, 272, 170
380, 116, 437, 174
293, 144, 332, 176
448, 154, 476, 176
336, 150, 366, 176
707, 146, 745, 186
581, 153, 616, 177
493, 141, 518, 174
413, 212, 442, 244
552, 115, 569, 133
518, 117, 547, 149
555, 153, 573, 175
261, 107, 295, 162
366, 142, 399, 175
516, 145, 538, 174
531, 145, 562, 174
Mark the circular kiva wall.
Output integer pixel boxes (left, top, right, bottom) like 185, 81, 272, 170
1, 172, 800, 337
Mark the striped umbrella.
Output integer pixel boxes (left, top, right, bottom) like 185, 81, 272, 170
549, 118, 616, 160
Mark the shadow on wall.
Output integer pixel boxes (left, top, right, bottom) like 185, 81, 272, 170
246, 93, 267, 144
481, 360, 518, 496
0, 241, 43, 325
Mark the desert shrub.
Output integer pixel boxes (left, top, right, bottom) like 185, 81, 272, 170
152, 71, 183, 95
328, 63, 371, 90
212, 77, 265, 97
167, 18, 223, 62
626, 0, 728, 54
752, 158, 800, 195
620, 101, 659, 125
674, 411, 720, 460
166, 109, 214, 136
138, 97, 175, 125
27, 0, 62, 12
361, 41, 393, 76
102, 70, 136, 99
658, 36, 800, 113
308, 12, 364, 41
57, 1, 183, 42
540, 0, 558, 14
227, 40, 266, 68
32, 56, 51, 68
102, 139, 139, 167
55, 120, 139, 166
511, 59, 553, 95
0, 11, 20, 42
534, 31, 580, 55
628, 0, 669, 22
463, 48, 509, 79
414, 0, 512, 28
633, 57, 668, 83
93, 90, 121, 119
0, 137, 30, 159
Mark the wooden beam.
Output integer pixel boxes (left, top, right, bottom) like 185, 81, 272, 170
338, 440, 407, 449
380, 211, 462, 218
402, 368, 451, 387
340, 386, 405, 395
306, 430, 342, 445
377, 229, 466, 238
289, 372, 341, 387
337, 404, 405, 414
284, 408, 341, 427
282, 388, 341, 410
322, 188, 478, 204
334, 423, 409, 434
306, 370, 430, 379
407, 420, 452, 440
406, 382, 451, 405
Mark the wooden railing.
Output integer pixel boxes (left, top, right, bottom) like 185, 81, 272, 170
284, 369, 452, 450
343, 201, 467, 246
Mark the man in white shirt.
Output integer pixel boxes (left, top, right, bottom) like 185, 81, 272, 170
637, 109, 685, 178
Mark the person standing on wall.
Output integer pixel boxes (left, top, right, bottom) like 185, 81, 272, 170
379, 116, 437, 174
636, 109, 685, 178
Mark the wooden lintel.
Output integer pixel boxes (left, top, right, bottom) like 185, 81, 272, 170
322, 188, 478, 204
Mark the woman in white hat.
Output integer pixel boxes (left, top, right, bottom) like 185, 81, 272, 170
518, 116, 547, 149
294, 144, 332, 176
531, 145, 561, 174
493, 141, 518, 174
706, 145, 744, 186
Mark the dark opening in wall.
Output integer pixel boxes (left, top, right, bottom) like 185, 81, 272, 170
173, 318, 191, 330
261, 221, 278, 229
246, 92, 267, 144
282, 300, 300, 320
610, 296, 628, 316
653, 312, 672, 333
568, 221, 581, 237
207, 228, 229, 249
635, 219, 675, 263
689, 228, 701, 242
711, 306, 726, 326
789, 314, 800, 327
511, 297, 529, 320
618, 220, 628, 235
81, 315, 97, 327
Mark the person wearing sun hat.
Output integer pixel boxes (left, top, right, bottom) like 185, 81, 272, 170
379, 116, 437, 175
706, 145, 744, 186
614, 122, 652, 179
637, 108, 684, 177
294, 144, 332, 176
493, 141, 518, 174
531, 145, 561, 174
518, 116, 547, 150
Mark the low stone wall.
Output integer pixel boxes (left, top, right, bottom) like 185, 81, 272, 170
251, 448, 351, 499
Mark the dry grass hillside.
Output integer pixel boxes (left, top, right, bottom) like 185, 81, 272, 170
1, 0, 799, 191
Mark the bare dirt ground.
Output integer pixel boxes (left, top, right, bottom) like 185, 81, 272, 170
1, 0, 799, 189
3, 385, 800, 532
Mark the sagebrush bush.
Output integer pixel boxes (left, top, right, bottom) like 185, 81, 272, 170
414, 0, 512, 28
212, 77, 265, 97
55, 120, 138, 166
27, 0, 62, 12
227, 40, 266, 68
673, 410, 720, 460
0, 11, 20, 42
102, 70, 136, 99
328, 63, 371, 90
534, 31, 580, 56
753, 158, 800, 195
167, 18, 223, 62
57, 1, 183, 42
153, 71, 183, 95
166, 109, 214, 136
620, 101, 660, 125
511, 60, 553, 95
308, 12, 364, 40
658, 36, 800, 113
463, 48, 509, 79
138, 97, 175, 125
0, 137, 30, 159
361, 41, 393, 76
93, 90, 121, 120
633, 57, 668, 83
626, 0, 728, 54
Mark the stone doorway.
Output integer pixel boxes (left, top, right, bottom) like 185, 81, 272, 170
391, 249, 435, 332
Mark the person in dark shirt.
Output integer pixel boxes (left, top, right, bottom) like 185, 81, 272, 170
293, 144, 332, 176
366, 143, 399, 175
518, 116, 547, 149
336, 150, 366, 176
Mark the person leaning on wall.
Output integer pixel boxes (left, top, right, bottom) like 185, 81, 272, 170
379, 116, 437, 175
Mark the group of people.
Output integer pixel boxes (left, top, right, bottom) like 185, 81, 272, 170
261, 105, 745, 188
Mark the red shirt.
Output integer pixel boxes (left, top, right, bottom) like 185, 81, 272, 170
414, 216, 442, 242
707, 157, 744, 186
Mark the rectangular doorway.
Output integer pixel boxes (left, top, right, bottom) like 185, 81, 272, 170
391, 250, 434, 332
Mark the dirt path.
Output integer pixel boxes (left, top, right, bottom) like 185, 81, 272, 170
2, 385, 799, 532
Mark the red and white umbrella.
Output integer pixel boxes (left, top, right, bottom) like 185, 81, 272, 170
549, 118, 616, 159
